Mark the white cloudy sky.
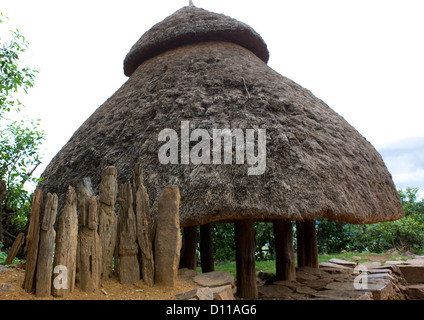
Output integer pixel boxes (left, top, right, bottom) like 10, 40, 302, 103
2, 0, 424, 192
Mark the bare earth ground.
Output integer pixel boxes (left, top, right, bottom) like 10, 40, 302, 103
0, 265, 201, 300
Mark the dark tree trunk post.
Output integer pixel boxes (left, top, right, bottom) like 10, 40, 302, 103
296, 220, 318, 269
273, 220, 296, 281
296, 221, 305, 268
304, 219, 319, 268
235, 219, 257, 299
180, 226, 197, 270
200, 223, 214, 273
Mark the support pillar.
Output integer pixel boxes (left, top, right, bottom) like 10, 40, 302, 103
235, 219, 257, 299
273, 220, 296, 281
296, 220, 318, 268
200, 223, 214, 273
180, 226, 197, 270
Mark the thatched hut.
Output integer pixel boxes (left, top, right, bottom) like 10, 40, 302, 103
40, 5, 404, 298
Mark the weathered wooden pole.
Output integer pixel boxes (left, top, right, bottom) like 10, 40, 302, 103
200, 223, 214, 273
132, 164, 154, 287
273, 220, 296, 281
98, 166, 118, 281
23, 189, 43, 293
180, 226, 197, 270
4, 232, 24, 265
77, 195, 102, 292
235, 219, 257, 299
155, 185, 181, 287
35, 192, 58, 297
118, 181, 140, 284
52, 186, 79, 297
296, 219, 318, 268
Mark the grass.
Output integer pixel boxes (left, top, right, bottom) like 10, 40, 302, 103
198, 251, 413, 276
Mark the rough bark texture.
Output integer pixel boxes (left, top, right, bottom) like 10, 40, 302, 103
132, 163, 154, 287
35, 193, 58, 297
118, 181, 140, 284
52, 186, 79, 297
23, 189, 43, 293
4, 232, 24, 265
200, 223, 214, 273
98, 166, 118, 281
77, 196, 102, 292
39, 6, 403, 227
155, 185, 181, 287
296, 220, 319, 269
273, 220, 296, 281
235, 219, 257, 299
180, 226, 197, 270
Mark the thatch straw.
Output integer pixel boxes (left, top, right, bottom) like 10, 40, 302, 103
40, 6, 404, 226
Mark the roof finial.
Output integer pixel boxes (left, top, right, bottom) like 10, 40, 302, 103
189, 0, 195, 6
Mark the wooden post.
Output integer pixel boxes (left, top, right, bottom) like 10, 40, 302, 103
4, 232, 24, 265
118, 181, 140, 284
235, 219, 257, 299
155, 186, 181, 287
52, 186, 79, 297
200, 223, 214, 273
273, 220, 296, 281
296, 220, 318, 269
132, 164, 154, 287
35, 192, 58, 297
296, 221, 305, 268
180, 226, 197, 270
23, 189, 43, 293
98, 166, 118, 281
77, 195, 102, 292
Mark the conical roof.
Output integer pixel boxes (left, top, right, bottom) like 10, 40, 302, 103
40, 6, 404, 226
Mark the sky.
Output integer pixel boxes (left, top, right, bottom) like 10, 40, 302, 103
1, 0, 424, 194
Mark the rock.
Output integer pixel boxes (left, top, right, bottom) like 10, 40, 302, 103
319, 262, 352, 270
273, 280, 300, 290
398, 265, 424, 283
178, 268, 198, 277
307, 278, 334, 290
384, 260, 405, 265
404, 258, 424, 265
328, 258, 357, 267
193, 270, 234, 288
175, 287, 213, 300
352, 256, 362, 261
0, 265, 7, 274
258, 285, 294, 299
405, 284, 424, 299
155, 185, 181, 287
0, 283, 13, 295
211, 285, 234, 300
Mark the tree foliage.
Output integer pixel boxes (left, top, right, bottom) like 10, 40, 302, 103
1, 13, 45, 241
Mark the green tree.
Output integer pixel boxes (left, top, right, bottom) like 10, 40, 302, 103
0, 13, 45, 244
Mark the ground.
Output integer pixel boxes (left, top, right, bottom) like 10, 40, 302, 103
0, 252, 415, 300
0, 265, 200, 300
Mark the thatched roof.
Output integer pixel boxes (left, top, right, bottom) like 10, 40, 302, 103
40, 6, 404, 226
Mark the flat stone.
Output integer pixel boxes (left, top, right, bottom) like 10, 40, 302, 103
319, 262, 353, 270
328, 258, 357, 267
210, 285, 234, 300
193, 270, 234, 288
273, 280, 300, 290
404, 259, 424, 265
0, 265, 7, 274
178, 268, 198, 277
314, 289, 373, 300
175, 287, 213, 300
258, 285, 293, 299
325, 281, 356, 291
398, 265, 424, 283
0, 283, 13, 295
384, 260, 405, 265
406, 284, 424, 299
296, 286, 318, 296
307, 278, 334, 290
